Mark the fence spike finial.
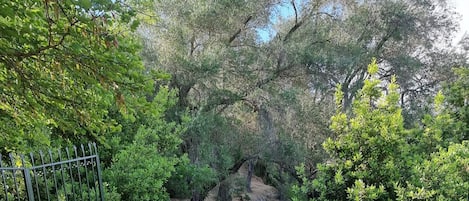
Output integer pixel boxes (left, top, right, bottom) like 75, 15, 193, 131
93, 143, 98, 155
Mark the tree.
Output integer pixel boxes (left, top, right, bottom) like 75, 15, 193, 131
0, 0, 148, 152
444, 67, 469, 141
136, 0, 314, 199
284, 0, 466, 121
292, 59, 468, 200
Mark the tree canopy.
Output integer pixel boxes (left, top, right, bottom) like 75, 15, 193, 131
0, 0, 150, 152
0, 0, 467, 200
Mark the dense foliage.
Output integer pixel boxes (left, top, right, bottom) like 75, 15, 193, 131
292, 60, 468, 200
1, 0, 467, 200
0, 0, 146, 152
1, 0, 184, 200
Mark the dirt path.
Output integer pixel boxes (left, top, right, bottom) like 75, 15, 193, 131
204, 162, 280, 201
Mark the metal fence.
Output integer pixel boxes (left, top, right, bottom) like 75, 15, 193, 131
0, 143, 104, 201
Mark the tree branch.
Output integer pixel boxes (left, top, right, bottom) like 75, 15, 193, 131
228, 15, 252, 44
292, 0, 298, 24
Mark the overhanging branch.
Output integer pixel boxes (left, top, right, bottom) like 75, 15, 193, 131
228, 15, 253, 44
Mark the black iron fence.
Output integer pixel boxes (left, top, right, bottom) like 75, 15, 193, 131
0, 143, 104, 201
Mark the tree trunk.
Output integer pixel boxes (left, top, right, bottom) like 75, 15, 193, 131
246, 159, 254, 192
217, 180, 232, 201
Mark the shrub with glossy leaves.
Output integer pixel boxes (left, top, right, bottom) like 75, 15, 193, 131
292, 59, 468, 200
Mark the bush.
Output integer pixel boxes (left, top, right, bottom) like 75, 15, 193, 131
292, 59, 469, 200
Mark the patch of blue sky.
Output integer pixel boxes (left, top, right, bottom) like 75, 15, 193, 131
256, 0, 341, 43
257, 1, 297, 42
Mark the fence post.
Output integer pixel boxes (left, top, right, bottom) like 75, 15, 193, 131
23, 168, 35, 201
94, 143, 105, 201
